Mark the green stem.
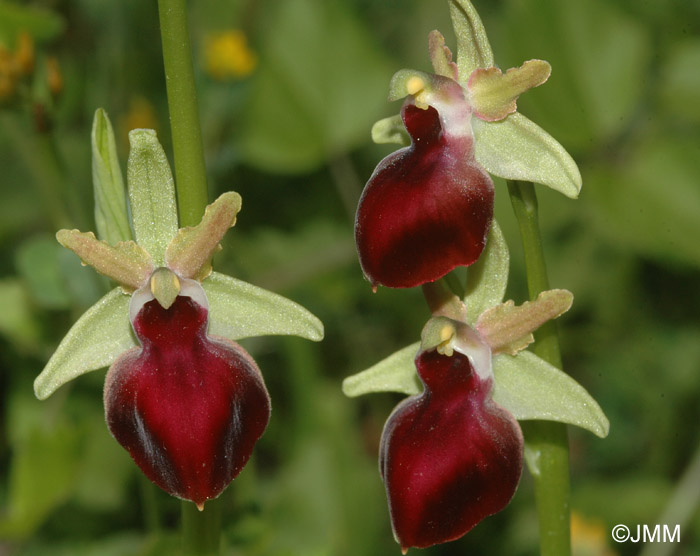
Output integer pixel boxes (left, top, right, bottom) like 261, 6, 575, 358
157, 2, 219, 553
181, 498, 223, 556
507, 180, 571, 556
157, 0, 209, 227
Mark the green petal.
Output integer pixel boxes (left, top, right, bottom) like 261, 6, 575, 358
492, 351, 609, 438
472, 112, 582, 198
428, 30, 458, 79
127, 129, 178, 265
464, 220, 509, 324
56, 230, 153, 291
448, 0, 493, 80
371, 114, 409, 146
165, 192, 242, 281
476, 289, 573, 355
203, 272, 324, 342
468, 60, 551, 122
342, 342, 421, 397
92, 109, 132, 244
34, 288, 136, 400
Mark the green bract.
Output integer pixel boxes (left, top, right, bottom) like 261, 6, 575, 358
34, 111, 324, 400
372, 0, 582, 199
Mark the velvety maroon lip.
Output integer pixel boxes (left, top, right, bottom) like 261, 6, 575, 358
104, 294, 270, 508
355, 102, 494, 289
380, 349, 523, 551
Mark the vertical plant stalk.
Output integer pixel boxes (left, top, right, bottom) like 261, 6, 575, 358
508, 180, 571, 556
157, 0, 209, 227
181, 496, 223, 556
156, 1, 219, 552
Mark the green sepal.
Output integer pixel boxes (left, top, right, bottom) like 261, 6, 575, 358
371, 114, 409, 146
342, 342, 421, 398
33, 288, 136, 400
472, 112, 582, 198
492, 351, 609, 438
464, 220, 509, 323
448, 0, 493, 81
342, 344, 609, 438
91, 109, 131, 244
127, 129, 178, 265
165, 192, 242, 281
202, 272, 324, 342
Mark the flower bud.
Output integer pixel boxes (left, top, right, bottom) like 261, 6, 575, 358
380, 348, 522, 550
104, 282, 270, 508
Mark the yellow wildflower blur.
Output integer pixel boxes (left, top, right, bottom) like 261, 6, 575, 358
571, 512, 618, 556
204, 30, 257, 81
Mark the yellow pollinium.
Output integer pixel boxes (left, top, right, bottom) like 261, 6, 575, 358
436, 323, 456, 357
150, 267, 181, 310
405, 76, 430, 110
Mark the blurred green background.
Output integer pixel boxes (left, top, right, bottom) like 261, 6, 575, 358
1, 0, 699, 554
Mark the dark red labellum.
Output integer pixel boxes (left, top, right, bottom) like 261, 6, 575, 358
355, 100, 494, 289
380, 349, 523, 551
104, 294, 270, 508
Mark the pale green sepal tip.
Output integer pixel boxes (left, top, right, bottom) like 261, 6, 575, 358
34, 288, 137, 400
203, 272, 324, 342
92, 109, 131, 244
464, 220, 509, 324
371, 114, 409, 146
472, 113, 582, 198
342, 342, 421, 398
127, 129, 178, 265
492, 351, 609, 438
448, 0, 494, 81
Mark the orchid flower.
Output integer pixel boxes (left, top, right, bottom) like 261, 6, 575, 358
356, 0, 581, 289
34, 111, 323, 509
344, 223, 608, 551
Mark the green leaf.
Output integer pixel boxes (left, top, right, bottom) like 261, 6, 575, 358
472, 112, 582, 198
342, 342, 421, 397
203, 272, 324, 342
464, 220, 509, 323
0, 423, 79, 540
0, 279, 40, 349
92, 109, 132, 244
371, 114, 409, 146
492, 350, 609, 438
34, 288, 136, 400
127, 129, 178, 265
448, 0, 493, 80
586, 134, 700, 269
0, 2, 65, 43
238, 0, 392, 173
15, 235, 71, 310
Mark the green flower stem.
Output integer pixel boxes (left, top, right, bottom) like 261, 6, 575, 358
157, 1, 218, 552
157, 0, 209, 227
181, 497, 223, 556
507, 180, 571, 556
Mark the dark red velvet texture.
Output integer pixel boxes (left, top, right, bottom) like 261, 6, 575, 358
104, 295, 270, 507
380, 350, 523, 551
355, 103, 494, 288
